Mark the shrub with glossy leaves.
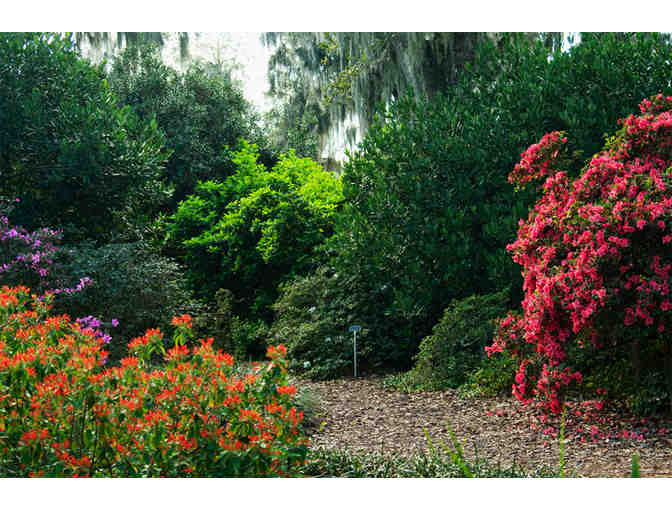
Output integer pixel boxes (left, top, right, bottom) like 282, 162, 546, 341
0, 32, 171, 243
488, 94, 672, 417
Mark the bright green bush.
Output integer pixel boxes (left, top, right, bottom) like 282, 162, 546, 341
165, 141, 343, 318
392, 291, 510, 391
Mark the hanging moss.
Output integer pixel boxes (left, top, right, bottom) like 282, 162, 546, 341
262, 32, 507, 164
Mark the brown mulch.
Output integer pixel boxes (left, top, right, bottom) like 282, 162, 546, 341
299, 376, 672, 477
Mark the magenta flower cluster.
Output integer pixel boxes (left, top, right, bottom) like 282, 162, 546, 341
488, 94, 672, 418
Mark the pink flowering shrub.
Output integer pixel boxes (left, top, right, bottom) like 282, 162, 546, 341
488, 94, 672, 417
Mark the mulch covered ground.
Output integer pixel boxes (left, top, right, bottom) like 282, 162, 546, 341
300, 376, 672, 477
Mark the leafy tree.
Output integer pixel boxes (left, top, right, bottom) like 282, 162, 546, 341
165, 141, 343, 319
0, 32, 171, 243
107, 43, 271, 206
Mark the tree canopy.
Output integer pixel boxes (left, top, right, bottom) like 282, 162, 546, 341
0, 32, 171, 243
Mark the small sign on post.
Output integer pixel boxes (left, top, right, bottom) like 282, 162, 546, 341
349, 325, 361, 377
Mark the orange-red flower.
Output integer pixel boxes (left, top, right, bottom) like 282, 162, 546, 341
0, 285, 308, 477
165, 344, 189, 362
171, 314, 193, 328
277, 385, 297, 396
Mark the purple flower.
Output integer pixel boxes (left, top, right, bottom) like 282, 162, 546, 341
111, 319, 119, 327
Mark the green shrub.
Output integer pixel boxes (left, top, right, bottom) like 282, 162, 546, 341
0, 32, 170, 243
391, 291, 510, 391
230, 317, 270, 361
270, 263, 424, 378
50, 241, 198, 362
164, 141, 343, 320
268, 267, 357, 379
187, 288, 269, 362
459, 350, 518, 398
107, 43, 270, 206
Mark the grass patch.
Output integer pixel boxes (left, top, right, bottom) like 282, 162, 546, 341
301, 446, 557, 478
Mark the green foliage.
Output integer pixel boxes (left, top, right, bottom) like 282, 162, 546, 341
268, 264, 415, 379
230, 317, 269, 361
459, 351, 518, 398
301, 446, 542, 478
268, 267, 356, 379
165, 141, 343, 318
631, 454, 641, 478
0, 32, 171, 242
107, 43, 270, 206
424, 424, 472, 477
292, 385, 324, 432
331, 89, 527, 373
565, 337, 670, 416
50, 242, 197, 362
271, 258, 445, 378
392, 291, 510, 391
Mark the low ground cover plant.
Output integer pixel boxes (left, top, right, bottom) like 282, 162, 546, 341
301, 445, 550, 478
0, 285, 308, 477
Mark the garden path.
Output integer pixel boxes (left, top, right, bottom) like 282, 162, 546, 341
300, 376, 672, 477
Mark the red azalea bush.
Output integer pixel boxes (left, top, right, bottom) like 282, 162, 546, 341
0, 286, 308, 477
488, 94, 672, 418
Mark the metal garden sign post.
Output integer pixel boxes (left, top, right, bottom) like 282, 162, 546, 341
349, 325, 361, 377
